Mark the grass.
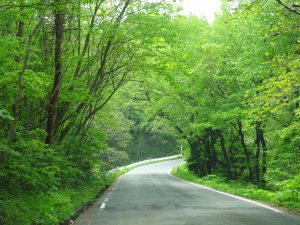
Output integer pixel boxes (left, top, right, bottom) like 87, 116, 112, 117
172, 164, 300, 213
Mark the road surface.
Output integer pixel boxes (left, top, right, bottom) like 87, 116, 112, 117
74, 159, 300, 225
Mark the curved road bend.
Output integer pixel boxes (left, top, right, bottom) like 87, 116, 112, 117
74, 159, 300, 225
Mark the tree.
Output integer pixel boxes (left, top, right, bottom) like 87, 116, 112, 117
46, 1, 64, 145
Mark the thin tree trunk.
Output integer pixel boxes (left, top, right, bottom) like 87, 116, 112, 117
229, 134, 239, 179
217, 129, 232, 179
237, 120, 254, 181
204, 130, 212, 174
209, 129, 218, 169
55, 0, 130, 138
46, 9, 64, 145
74, 77, 125, 136
73, 0, 103, 79
255, 121, 262, 182
187, 136, 203, 175
260, 126, 267, 176
8, 14, 24, 143
8, 17, 43, 143
255, 121, 267, 183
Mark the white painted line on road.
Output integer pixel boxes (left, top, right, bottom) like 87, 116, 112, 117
100, 203, 106, 209
104, 198, 109, 202
168, 169, 282, 213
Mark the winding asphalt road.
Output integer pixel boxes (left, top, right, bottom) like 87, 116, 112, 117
74, 159, 300, 225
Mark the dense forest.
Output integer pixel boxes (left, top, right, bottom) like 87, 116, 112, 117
0, 0, 299, 224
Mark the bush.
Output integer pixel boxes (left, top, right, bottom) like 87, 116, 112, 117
275, 175, 300, 209
0, 138, 60, 191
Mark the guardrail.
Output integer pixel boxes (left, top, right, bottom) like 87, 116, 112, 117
108, 154, 182, 173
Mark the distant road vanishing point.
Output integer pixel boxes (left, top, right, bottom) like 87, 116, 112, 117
74, 159, 300, 225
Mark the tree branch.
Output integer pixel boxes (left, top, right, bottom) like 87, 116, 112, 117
275, 0, 300, 15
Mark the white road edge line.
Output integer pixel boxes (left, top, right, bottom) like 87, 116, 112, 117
100, 203, 106, 209
104, 198, 109, 202
167, 168, 282, 213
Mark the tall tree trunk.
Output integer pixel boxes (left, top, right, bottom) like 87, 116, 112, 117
237, 120, 254, 181
46, 9, 64, 145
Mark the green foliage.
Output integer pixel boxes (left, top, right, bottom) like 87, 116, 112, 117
0, 176, 113, 225
100, 147, 129, 170
277, 175, 300, 209
0, 0, 299, 222
142, 0, 299, 189
173, 164, 299, 211
0, 0, 181, 223
0, 107, 14, 121
124, 131, 178, 162
55, 133, 106, 187
1, 138, 59, 191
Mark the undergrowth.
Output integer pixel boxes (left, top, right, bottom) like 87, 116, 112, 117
172, 164, 300, 213
0, 172, 121, 225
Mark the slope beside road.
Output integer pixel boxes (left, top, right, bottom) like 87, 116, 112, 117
74, 159, 300, 225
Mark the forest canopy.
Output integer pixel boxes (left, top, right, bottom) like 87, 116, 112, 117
0, 0, 299, 224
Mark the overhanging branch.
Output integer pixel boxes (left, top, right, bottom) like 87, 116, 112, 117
275, 0, 300, 15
